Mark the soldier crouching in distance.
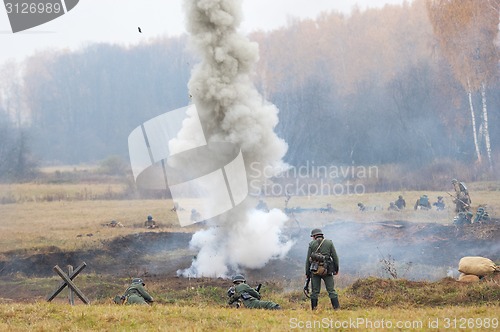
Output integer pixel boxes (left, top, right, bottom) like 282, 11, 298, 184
144, 215, 157, 229
227, 274, 281, 310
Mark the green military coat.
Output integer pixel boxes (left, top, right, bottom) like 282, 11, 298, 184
229, 283, 280, 309
124, 283, 154, 305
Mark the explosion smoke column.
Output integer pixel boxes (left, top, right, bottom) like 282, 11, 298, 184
176, 0, 293, 278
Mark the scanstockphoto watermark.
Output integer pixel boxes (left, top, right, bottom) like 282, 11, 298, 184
289, 317, 424, 330
289, 317, 499, 330
249, 161, 379, 197
4, 0, 80, 33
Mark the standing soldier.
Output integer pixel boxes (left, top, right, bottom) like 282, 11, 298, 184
123, 278, 154, 305
227, 274, 281, 309
452, 179, 471, 213
306, 228, 340, 310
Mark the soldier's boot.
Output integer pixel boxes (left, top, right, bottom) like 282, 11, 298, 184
311, 298, 318, 310
331, 297, 340, 310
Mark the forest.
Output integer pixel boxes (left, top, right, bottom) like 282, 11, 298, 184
1, 0, 499, 181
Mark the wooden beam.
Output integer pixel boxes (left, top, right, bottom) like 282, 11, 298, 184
68, 265, 74, 305
53, 265, 90, 304
46, 262, 87, 302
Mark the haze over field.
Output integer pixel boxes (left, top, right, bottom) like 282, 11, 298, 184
1, 0, 499, 177
0, 0, 499, 287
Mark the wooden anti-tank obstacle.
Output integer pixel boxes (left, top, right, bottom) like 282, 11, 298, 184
46, 262, 90, 305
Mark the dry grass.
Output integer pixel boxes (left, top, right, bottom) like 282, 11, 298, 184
0, 183, 129, 203
0, 302, 498, 331
1, 181, 499, 330
1, 182, 500, 253
0, 199, 197, 253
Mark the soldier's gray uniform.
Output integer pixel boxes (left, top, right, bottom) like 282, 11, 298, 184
452, 179, 471, 213
306, 228, 340, 310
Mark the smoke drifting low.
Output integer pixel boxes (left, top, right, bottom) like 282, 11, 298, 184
176, 0, 292, 278
181, 208, 293, 277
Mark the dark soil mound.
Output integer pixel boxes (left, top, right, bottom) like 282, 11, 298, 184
0, 232, 193, 277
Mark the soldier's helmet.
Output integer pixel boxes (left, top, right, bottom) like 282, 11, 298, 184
132, 278, 145, 285
452, 179, 458, 184
477, 207, 484, 212
310, 228, 323, 237
147, 215, 153, 221
438, 196, 443, 199
398, 195, 403, 199
232, 274, 246, 284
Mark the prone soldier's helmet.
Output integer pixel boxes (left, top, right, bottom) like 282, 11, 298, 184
310, 228, 323, 237
132, 278, 145, 285
147, 215, 153, 221
232, 274, 246, 284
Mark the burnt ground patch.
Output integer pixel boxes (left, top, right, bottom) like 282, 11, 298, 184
0, 220, 498, 302
0, 232, 193, 278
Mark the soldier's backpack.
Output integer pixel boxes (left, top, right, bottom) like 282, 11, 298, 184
419, 195, 429, 206
309, 239, 328, 276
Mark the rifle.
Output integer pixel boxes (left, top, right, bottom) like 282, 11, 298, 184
446, 192, 470, 208
255, 283, 262, 293
303, 276, 311, 298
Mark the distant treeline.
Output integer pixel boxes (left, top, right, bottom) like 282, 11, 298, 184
0, 0, 499, 180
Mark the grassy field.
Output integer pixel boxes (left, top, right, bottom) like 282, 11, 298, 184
3, 182, 500, 253
0, 303, 498, 331
1, 273, 499, 331
1, 181, 499, 331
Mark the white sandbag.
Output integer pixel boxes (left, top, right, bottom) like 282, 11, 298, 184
458, 273, 480, 282
458, 256, 499, 276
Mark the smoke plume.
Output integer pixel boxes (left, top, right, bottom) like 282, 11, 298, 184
176, 0, 292, 278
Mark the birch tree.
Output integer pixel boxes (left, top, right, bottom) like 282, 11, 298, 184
426, 0, 499, 169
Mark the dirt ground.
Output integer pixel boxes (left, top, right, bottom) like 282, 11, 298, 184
0, 218, 498, 302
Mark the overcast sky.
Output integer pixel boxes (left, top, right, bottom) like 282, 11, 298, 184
0, 0, 408, 65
